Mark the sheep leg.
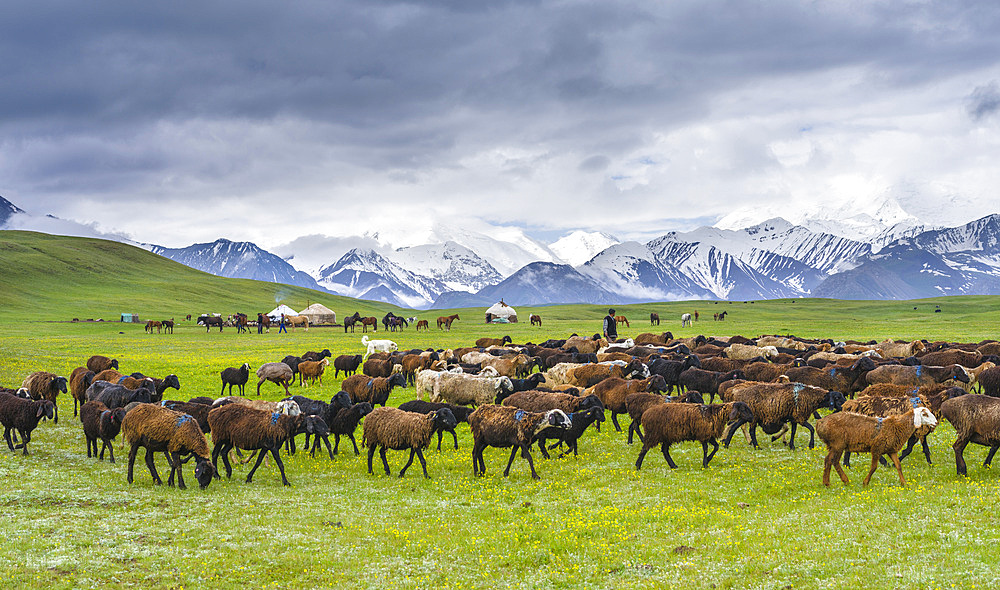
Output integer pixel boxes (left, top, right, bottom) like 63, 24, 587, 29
953, 437, 971, 476
144, 448, 162, 485
449, 429, 458, 451
522, 445, 541, 480
103, 440, 115, 463
436, 430, 443, 452
379, 446, 391, 475
827, 450, 850, 485
703, 439, 719, 468
983, 444, 1000, 468
661, 443, 678, 469
898, 435, 919, 462
399, 448, 417, 477
748, 423, 760, 448
862, 454, 880, 486
245, 447, 269, 483
800, 420, 817, 449
256, 378, 265, 396
366, 444, 376, 474
611, 412, 622, 432
273, 447, 292, 486
919, 436, 932, 464
472, 441, 486, 476
332, 434, 341, 454
127, 443, 140, 483
536, 436, 551, 460
843, 451, 852, 468
889, 452, 906, 486
86, 436, 95, 458
53, 406, 58, 424
349, 434, 360, 455
635, 442, 652, 470
502, 446, 519, 477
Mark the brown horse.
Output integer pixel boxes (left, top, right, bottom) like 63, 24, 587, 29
259, 315, 271, 333
162, 319, 174, 334
361, 316, 378, 332
416, 320, 429, 331
185, 314, 192, 321
615, 315, 630, 328
650, 312, 660, 326
145, 320, 162, 334
288, 315, 309, 331
437, 314, 459, 330
530, 314, 542, 326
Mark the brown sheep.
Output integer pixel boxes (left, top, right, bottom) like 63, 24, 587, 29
865, 364, 969, 388
475, 336, 512, 348
80, 401, 126, 462
918, 349, 982, 368
122, 403, 215, 489
501, 391, 604, 415
816, 407, 937, 486
363, 358, 399, 379
634, 332, 672, 346
976, 342, 1000, 357
342, 373, 407, 406
468, 405, 571, 480
722, 382, 846, 450
635, 402, 754, 470
86, 355, 119, 373
563, 336, 607, 355
297, 359, 329, 387
586, 375, 669, 432
361, 406, 457, 478
624, 390, 704, 444
401, 354, 436, 386
21, 371, 68, 424
874, 339, 926, 358
480, 354, 532, 378
208, 403, 302, 486
94, 369, 125, 383
69, 367, 96, 418
941, 394, 1000, 475
742, 361, 801, 383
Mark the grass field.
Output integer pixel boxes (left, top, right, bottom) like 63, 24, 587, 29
3, 231, 1000, 589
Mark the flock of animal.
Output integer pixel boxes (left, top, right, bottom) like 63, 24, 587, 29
4, 328, 1000, 490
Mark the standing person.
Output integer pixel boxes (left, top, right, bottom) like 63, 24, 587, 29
278, 313, 288, 334
603, 308, 618, 341
257, 313, 264, 334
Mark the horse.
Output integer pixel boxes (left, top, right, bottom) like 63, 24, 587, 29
714, 311, 727, 321
681, 313, 692, 327
146, 320, 162, 334
615, 315, 630, 328
415, 320, 429, 331
234, 313, 249, 334
259, 314, 271, 333
201, 316, 224, 332
288, 315, 309, 331
383, 312, 406, 332
437, 314, 459, 330
650, 313, 660, 326
694, 311, 699, 322
162, 319, 175, 334
530, 314, 542, 326
344, 312, 362, 333
185, 314, 192, 321
361, 317, 378, 332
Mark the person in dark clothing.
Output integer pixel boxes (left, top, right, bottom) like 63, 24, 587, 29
278, 313, 288, 333
603, 308, 618, 341
257, 313, 264, 334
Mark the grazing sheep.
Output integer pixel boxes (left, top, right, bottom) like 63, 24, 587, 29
724, 344, 779, 361
94, 369, 125, 383
468, 406, 572, 479
781, 357, 877, 398
160, 400, 214, 435
742, 361, 803, 383
256, 362, 294, 396
918, 349, 982, 368
363, 358, 400, 379
298, 359, 330, 387
361, 335, 398, 360
475, 335, 512, 348
875, 339, 926, 358
86, 355, 119, 373
401, 354, 441, 386
865, 364, 969, 388
0, 393, 54, 454
417, 371, 513, 407
480, 354, 535, 378
625, 391, 704, 444
122, 403, 216, 490
208, 403, 303, 486
816, 407, 937, 486
979, 366, 1000, 397
21, 371, 68, 424
585, 375, 668, 432
220, 363, 251, 396
69, 367, 96, 417
80, 401, 126, 462
756, 336, 808, 350
565, 359, 647, 388
282, 392, 352, 452
563, 336, 607, 355
362, 406, 457, 477
301, 349, 332, 362
635, 402, 754, 470
331, 354, 363, 380
397, 400, 475, 451
502, 391, 604, 417
537, 406, 606, 458
342, 373, 407, 406
634, 332, 673, 346
281, 355, 304, 378
86, 381, 154, 409
722, 382, 846, 450
940, 394, 1000, 475
678, 368, 745, 403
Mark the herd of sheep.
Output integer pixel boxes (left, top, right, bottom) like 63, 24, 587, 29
3, 330, 1000, 490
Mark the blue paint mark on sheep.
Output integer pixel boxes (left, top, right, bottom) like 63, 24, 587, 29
916, 365, 923, 378
175, 414, 192, 427
829, 368, 837, 378
118, 376, 128, 384
910, 396, 922, 408
514, 410, 526, 422
271, 412, 280, 425
875, 417, 883, 432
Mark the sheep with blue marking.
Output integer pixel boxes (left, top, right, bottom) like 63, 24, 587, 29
121, 403, 216, 489
362, 406, 457, 478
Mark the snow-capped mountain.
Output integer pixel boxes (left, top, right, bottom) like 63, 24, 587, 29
474, 262, 622, 306
578, 241, 714, 301
316, 248, 448, 309
150, 239, 324, 292
390, 241, 503, 293
0, 196, 24, 227
550, 231, 620, 267
419, 222, 564, 276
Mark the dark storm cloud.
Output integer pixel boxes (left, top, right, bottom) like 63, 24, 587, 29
968, 82, 1000, 120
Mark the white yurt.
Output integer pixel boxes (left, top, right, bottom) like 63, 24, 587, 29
299, 303, 336, 325
267, 304, 299, 320
485, 300, 517, 323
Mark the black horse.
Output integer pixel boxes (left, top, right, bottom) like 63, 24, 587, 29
344, 312, 362, 333
382, 312, 406, 332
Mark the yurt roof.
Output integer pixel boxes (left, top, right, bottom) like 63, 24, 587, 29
267, 304, 299, 318
300, 303, 336, 315
486, 301, 516, 316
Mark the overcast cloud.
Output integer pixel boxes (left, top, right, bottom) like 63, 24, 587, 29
1, 0, 999, 249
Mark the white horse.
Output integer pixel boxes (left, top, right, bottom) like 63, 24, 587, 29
680, 313, 692, 327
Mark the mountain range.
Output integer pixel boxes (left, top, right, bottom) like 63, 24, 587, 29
3, 194, 1000, 308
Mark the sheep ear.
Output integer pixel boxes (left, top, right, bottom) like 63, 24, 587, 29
36, 404, 46, 418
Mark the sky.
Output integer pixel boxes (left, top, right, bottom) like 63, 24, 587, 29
2, 0, 999, 251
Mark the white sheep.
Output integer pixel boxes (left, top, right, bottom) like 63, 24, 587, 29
416, 371, 513, 406
723, 343, 779, 361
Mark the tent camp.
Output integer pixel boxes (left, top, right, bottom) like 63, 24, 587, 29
267, 304, 299, 321
485, 300, 517, 323
299, 303, 337, 325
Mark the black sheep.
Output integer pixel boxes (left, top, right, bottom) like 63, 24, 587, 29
509, 373, 547, 393
325, 401, 375, 455
281, 355, 304, 377
647, 355, 701, 393
302, 349, 332, 362
397, 400, 475, 450
333, 354, 364, 378
80, 401, 126, 462
0, 392, 55, 454
537, 406, 605, 458
86, 381, 154, 409
220, 363, 251, 396
678, 368, 745, 403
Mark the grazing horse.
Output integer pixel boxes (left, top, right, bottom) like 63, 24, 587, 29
615, 315, 630, 328
415, 320, 429, 331
145, 320, 162, 334
530, 314, 542, 326
714, 311, 727, 321
361, 317, 378, 332
694, 310, 699, 322
162, 319, 175, 334
288, 315, 309, 331
201, 316, 224, 332
650, 313, 660, 326
185, 314, 192, 321
680, 313, 692, 327
437, 314, 460, 330
344, 312, 362, 333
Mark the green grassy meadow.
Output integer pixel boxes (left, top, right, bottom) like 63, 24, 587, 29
2, 231, 1000, 589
